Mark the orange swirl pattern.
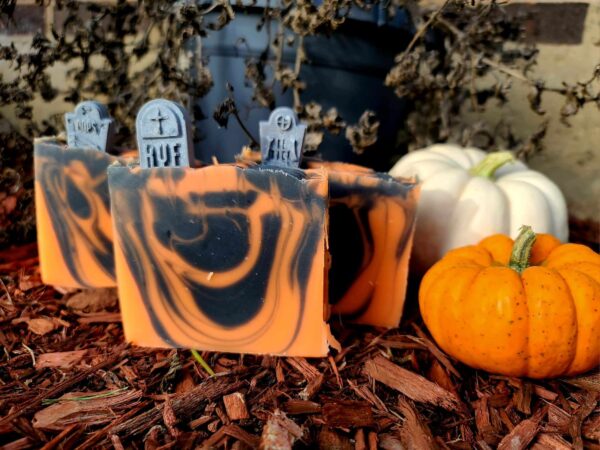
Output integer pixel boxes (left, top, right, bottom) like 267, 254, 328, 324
35, 141, 119, 288
310, 161, 419, 328
108, 164, 330, 356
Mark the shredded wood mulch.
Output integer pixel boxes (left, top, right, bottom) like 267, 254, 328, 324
0, 244, 598, 449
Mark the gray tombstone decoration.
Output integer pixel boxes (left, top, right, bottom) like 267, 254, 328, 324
259, 107, 307, 168
136, 99, 194, 169
65, 101, 115, 152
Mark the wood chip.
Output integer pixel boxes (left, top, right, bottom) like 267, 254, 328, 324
282, 399, 321, 415
322, 400, 374, 428
223, 392, 250, 421
354, 429, 366, 450
497, 407, 547, 450
364, 356, 459, 410
188, 415, 212, 429
367, 431, 377, 450
317, 427, 353, 450
299, 372, 324, 400
76, 312, 121, 324
379, 433, 405, 450
260, 410, 302, 450
33, 389, 142, 430
397, 398, 437, 449
533, 385, 558, 401
0, 348, 126, 427
411, 324, 461, 378
474, 396, 500, 445
105, 376, 244, 442
286, 357, 320, 380
428, 359, 457, 395
110, 434, 125, 450
561, 371, 600, 393
163, 396, 179, 437
222, 424, 260, 448
546, 403, 570, 434
582, 413, 600, 441
347, 379, 388, 412
36, 350, 87, 369
530, 433, 572, 450
512, 381, 532, 414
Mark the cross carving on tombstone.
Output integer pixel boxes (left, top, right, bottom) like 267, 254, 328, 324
150, 109, 168, 135
276, 113, 292, 131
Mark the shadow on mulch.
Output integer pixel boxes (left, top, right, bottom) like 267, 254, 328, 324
0, 244, 598, 449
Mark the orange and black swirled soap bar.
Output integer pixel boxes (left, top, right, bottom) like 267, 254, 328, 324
310, 161, 419, 328
35, 102, 122, 288
108, 102, 331, 356
108, 164, 330, 356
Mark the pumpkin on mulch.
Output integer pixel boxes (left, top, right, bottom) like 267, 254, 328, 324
0, 244, 598, 449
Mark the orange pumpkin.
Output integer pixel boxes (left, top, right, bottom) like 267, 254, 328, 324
419, 226, 600, 378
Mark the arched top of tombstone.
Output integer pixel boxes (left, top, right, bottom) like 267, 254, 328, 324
259, 107, 307, 169
136, 99, 194, 169
137, 100, 184, 139
65, 100, 115, 152
75, 101, 110, 120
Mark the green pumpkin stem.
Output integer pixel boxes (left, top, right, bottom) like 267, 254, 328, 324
469, 151, 515, 178
509, 226, 537, 274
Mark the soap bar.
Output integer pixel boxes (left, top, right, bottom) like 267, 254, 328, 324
310, 161, 419, 328
107, 163, 331, 356
34, 140, 121, 288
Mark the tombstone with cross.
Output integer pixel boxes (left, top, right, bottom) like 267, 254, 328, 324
65, 101, 115, 152
259, 107, 307, 169
136, 99, 194, 169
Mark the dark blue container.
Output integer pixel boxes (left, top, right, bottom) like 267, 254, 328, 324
193, 4, 414, 170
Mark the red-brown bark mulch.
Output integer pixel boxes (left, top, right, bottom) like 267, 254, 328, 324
0, 244, 598, 449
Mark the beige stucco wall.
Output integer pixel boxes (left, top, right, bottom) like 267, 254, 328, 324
462, 2, 599, 239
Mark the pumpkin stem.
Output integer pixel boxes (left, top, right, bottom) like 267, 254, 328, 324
469, 151, 515, 178
509, 226, 537, 274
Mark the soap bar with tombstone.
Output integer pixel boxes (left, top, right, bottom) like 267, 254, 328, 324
35, 101, 127, 288
109, 103, 332, 356
307, 161, 420, 328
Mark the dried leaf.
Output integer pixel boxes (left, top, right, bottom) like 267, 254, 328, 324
36, 350, 87, 369
18, 272, 42, 291
303, 131, 324, 152
66, 288, 118, 313
26, 317, 57, 336
345, 111, 379, 154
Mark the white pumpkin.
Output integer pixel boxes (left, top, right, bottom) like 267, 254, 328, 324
389, 144, 568, 272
